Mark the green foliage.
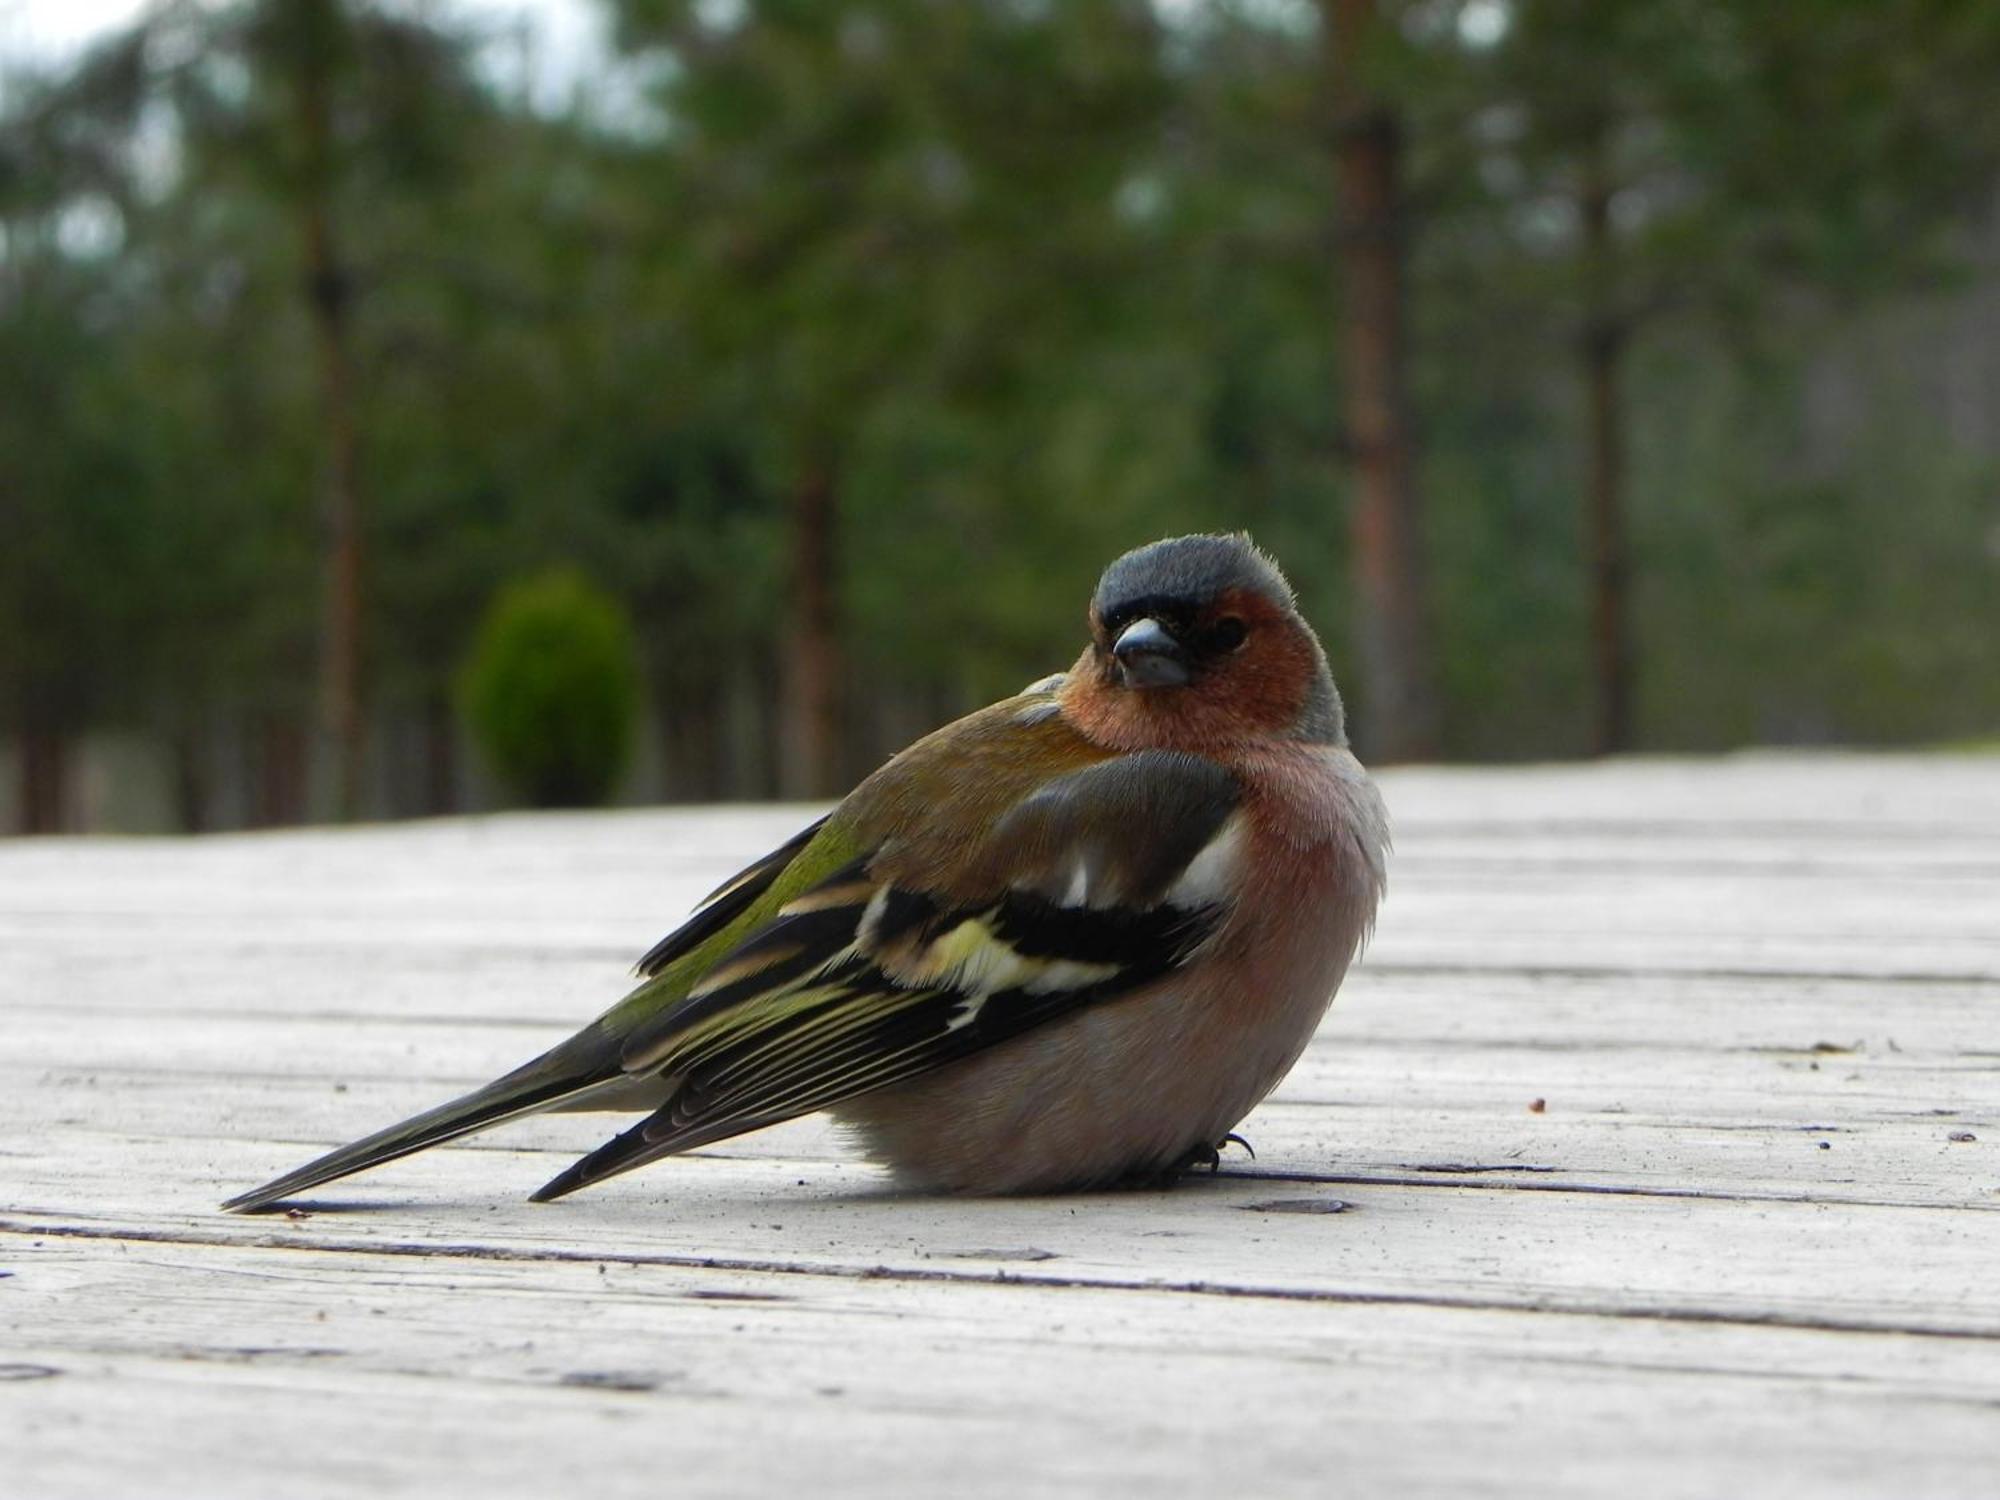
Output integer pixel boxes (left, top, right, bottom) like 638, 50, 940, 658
6, 0, 2000, 829
458, 571, 642, 808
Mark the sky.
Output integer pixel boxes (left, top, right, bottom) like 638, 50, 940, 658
0, 1, 1510, 110
0, 0, 611, 110
0, 0, 169, 61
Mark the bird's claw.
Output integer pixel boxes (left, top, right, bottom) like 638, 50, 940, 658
1147, 1132, 1257, 1186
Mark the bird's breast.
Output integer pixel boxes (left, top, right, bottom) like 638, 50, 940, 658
835, 747, 1387, 1194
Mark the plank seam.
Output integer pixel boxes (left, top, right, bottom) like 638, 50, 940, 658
6, 1217, 1996, 1344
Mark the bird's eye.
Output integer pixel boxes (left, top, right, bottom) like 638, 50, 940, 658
1205, 617, 1248, 653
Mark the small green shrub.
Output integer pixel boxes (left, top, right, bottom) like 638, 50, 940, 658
459, 569, 641, 808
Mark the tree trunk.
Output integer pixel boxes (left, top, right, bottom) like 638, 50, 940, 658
1324, 0, 1441, 762
422, 695, 458, 816
1582, 325, 1632, 755
252, 715, 310, 828
295, 10, 367, 820
776, 464, 842, 799
171, 724, 211, 834
659, 676, 725, 803
18, 727, 69, 835
727, 651, 779, 800
1580, 139, 1633, 756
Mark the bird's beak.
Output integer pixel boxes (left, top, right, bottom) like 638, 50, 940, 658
1112, 617, 1191, 688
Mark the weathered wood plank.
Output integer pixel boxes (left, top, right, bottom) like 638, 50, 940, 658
10, 1123, 2000, 1336
13, 957, 1993, 1212
8, 1235, 2000, 1500
5, 756, 1998, 982
5, 752, 1999, 1498
18, 1055, 1994, 1208
15, 1046, 1995, 1212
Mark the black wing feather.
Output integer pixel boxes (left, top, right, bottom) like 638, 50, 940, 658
633, 814, 830, 978
534, 753, 1244, 1202
532, 895, 1224, 1201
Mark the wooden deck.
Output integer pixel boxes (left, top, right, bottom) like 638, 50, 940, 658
6, 753, 1998, 1498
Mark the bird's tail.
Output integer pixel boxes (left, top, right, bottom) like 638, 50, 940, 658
219, 1029, 625, 1214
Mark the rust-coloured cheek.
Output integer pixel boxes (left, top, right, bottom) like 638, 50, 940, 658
1204, 592, 1315, 731
1060, 592, 1315, 754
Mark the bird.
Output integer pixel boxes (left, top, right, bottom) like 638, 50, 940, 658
222, 533, 1389, 1211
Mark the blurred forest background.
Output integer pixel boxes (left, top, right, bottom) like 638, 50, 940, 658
4, 0, 1999, 834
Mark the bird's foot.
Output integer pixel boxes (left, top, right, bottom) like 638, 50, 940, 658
1147, 1133, 1257, 1186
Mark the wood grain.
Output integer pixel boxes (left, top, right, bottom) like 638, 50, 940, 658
5, 752, 1998, 1497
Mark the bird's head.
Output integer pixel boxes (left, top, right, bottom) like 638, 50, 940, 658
1061, 533, 1345, 753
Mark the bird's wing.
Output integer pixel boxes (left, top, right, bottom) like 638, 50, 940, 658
529, 749, 1246, 1201
633, 813, 832, 978
218, 809, 859, 1213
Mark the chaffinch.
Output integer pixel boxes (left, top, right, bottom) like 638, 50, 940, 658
224, 533, 1389, 1210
